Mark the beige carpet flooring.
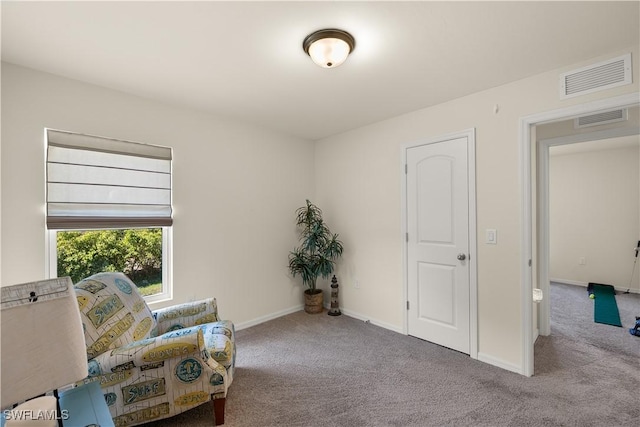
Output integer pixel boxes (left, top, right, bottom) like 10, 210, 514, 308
147, 287, 640, 426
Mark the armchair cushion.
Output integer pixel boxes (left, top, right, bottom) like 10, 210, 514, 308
75, 272, 156, 360
86, 327, 228, 426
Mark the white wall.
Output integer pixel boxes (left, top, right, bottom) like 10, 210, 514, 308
315, 46, 639, 372
1, 63, 315, 326
549, 142, 640, 292
3, 46, 639, 375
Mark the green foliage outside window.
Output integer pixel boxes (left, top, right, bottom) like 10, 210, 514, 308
57, 228, 162, 295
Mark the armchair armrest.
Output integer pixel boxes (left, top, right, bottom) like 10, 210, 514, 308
151, 298, 219, 337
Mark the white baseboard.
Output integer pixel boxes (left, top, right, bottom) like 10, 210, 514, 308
550, 278, 640, 294
549, 278, 587, 287
234, 304, 303, 331
235, 303, 403, 334
616, 287, 639, 294
323, 301, 404, 333
338, 307, 404, 334
477, 352, 523, 375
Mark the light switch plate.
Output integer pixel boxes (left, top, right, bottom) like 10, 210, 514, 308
486, 229, 497, 244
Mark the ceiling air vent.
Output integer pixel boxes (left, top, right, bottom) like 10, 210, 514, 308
574, 108, 628, 129
560, 53, 632, 99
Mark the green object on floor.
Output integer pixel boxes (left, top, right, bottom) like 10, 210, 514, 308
590, 283, 622, 327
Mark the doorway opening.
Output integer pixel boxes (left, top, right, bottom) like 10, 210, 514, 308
520, 92, 639, 376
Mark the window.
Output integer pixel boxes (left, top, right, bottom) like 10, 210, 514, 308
50, 227, 171, 301
45, 129, 173, 302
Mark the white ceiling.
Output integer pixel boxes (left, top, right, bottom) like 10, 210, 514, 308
2, 1, 639, 141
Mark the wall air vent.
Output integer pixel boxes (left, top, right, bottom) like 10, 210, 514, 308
574, 108, 628, 129
560, 53, 632, 99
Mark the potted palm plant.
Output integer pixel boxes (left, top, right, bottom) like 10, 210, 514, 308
288, 200, 344, 314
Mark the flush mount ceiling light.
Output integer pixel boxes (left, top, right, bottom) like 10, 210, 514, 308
303, 29, 355, 68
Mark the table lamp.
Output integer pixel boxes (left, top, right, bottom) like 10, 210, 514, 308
1, 277, 88, 426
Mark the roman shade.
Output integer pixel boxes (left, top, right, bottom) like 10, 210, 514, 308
46, 129, 172, 229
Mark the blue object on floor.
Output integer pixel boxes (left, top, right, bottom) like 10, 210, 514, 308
630, 317, 640, 337
0, 381, 113, 427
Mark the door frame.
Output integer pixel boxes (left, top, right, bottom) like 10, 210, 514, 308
519, 92, 639, 377
537, 125, 640, 338
401, 128, 478, 360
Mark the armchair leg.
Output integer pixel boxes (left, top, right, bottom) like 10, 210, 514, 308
212, 397, 226, 425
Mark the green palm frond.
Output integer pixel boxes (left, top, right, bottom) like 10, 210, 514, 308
288, 200, 343, 291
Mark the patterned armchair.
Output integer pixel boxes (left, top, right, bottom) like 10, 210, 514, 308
74, 272, 235, 427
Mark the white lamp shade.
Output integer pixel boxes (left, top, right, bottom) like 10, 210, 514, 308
307, 37, 352, 68
1, 278, 88, 408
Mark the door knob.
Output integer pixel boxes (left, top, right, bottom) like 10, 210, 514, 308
457, 253, 466, 261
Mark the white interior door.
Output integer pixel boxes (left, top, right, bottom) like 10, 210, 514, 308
406, 135, 472, 354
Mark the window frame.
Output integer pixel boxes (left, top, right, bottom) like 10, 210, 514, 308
46, 226, 173, 305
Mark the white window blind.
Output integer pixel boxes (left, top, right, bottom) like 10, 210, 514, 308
46, 129, 172, 229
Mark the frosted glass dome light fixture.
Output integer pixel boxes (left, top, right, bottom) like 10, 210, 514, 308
303, 29, 355, 68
